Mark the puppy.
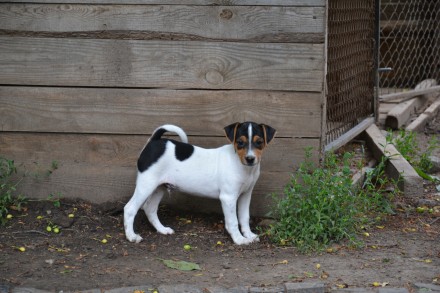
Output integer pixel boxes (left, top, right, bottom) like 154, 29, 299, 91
124, 122, 276, 245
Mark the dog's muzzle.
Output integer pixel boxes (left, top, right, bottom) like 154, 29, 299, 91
245, 155, 256, 166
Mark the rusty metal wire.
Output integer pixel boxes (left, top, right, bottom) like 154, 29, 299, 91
326, 0, 376, 145
379, 0, 440, 95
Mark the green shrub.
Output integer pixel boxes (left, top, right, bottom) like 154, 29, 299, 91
266, 148, 396, 252
0, 157, 26, 225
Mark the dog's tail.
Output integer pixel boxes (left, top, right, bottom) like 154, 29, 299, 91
148, 124, 188, 143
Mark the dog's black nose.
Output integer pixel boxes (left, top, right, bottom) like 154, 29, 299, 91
245, 156, 255, 165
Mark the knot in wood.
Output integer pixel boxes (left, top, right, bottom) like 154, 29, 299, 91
205, 70, 224, 85
220, 9, 233, 20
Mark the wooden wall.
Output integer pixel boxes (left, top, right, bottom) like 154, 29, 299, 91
0, 1, 325, 216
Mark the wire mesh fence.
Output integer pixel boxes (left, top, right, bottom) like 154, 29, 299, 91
379, 0, 440, 95
325, 0, 376, 145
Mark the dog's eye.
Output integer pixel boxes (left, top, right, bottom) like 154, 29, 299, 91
254, 139, 264, 148
236, 139, 245, 148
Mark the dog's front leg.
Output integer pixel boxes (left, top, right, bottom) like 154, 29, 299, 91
219, 193, 253, 245
238, 190, 259, 242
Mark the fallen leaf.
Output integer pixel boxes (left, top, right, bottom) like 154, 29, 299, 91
159, 259, 201, 271
272, 260, 288, 266
373, 282, 389, 287
48, 245, 70, 253
336, 284, 348, 289
304, 272, 314, 278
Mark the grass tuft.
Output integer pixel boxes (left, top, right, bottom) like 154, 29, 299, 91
0, 157, 26, 225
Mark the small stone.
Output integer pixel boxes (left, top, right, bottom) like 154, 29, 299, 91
285, 282, 326, 293
428, 156, 440, 173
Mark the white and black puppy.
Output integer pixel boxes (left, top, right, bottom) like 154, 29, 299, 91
124, 122, 276, 245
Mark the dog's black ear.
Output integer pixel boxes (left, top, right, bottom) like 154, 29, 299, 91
224, 122, 240, 143
260, 124, 277, 145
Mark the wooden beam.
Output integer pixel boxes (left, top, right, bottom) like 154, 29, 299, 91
324, 117, 374, 152
379, 85, 440, 102
406, 96, 440, 132
363, 124, 422, 196
0, 132, 320, 216
0, 86, 322, 138
0, 4, 325, 43
0, 37, 324, 91
384, 97, 427, 130
0, 1, 326, 6
0, 132, 320, 175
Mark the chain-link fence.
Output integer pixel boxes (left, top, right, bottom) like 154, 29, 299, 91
325, 0, 376, 146
379, 0, 440, 95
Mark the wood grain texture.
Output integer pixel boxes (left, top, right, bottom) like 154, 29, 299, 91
0, 37, 324, 91
0, 4, 325, 43
0, 133, 320, 173
0, 132, 320, 215
0, 86, 322, 138
3, 1, 325, 7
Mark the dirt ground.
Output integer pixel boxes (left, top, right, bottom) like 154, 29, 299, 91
1, 114, 439, 291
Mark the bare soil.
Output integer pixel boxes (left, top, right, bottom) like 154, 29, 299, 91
0, 194, 439, 292
1, 114, 439, 292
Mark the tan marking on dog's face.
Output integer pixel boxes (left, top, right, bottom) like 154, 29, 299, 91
251, 135, 265, 164
234, 135, 249, 165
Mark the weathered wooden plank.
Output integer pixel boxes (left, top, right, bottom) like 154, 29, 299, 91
2, 1, 325, 7
0, 4, 325, 43
0, 132, 319, 216
364, 124, 422, 197
0, 37, 324, 91
0, 86, 322, 138
13, 165, 290, 216
0, 133, 320, 173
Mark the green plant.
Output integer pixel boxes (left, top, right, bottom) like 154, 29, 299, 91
266, 147, 397, 252
387, 129, 439, 180
419, 136, 439, 174
0, 157, 26, 225
47, 192, 63, 208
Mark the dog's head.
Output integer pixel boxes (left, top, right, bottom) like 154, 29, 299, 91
224, 122, 276, 167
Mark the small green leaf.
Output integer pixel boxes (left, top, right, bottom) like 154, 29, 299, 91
159, 259, 201, 271
414, 167, 435, 181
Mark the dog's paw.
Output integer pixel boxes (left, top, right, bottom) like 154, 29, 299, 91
249, 235, 260, 243
157, 227, 175, 235
126, 233, 143, 243
243, 232, 259, 241
233, 236, 255, 245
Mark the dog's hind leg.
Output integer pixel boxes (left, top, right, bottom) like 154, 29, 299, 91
142, 186, 175, 235
124, 178, 159, 243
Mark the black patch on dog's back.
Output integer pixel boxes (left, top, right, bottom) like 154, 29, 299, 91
137, 139, 194, 172
170, 140, 194, 161
137, 140, 166, 173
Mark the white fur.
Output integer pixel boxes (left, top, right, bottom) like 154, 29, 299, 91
124, 125, 262, 245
